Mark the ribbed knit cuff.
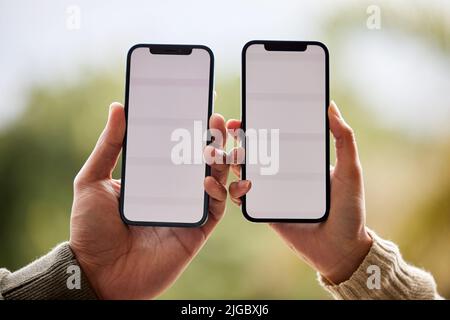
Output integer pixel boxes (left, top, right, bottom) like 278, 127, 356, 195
318, 230, 441, 300
0, 242, 97, 300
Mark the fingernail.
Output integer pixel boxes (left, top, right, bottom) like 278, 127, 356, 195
211, 113, 225, 121
330, 101, 342, 119
107, 105, 114, 123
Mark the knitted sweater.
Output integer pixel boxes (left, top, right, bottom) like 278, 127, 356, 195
0, 232, 443, 300
318, 231, 443, 300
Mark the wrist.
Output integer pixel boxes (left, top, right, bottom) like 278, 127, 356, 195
322, 228, 373, 284
69, 242, 103, 299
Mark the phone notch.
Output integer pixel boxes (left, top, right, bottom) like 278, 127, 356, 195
149, 46, 193, 55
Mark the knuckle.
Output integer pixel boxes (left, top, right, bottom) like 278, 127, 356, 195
73, 173, 85, 190
350, 161, 363, 179
342, 125, 355, 140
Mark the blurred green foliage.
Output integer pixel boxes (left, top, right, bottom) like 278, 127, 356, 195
0, 3, 448, 299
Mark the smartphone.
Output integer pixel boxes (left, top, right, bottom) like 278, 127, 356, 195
241, 40, 330, 222
120, 44, 214, 227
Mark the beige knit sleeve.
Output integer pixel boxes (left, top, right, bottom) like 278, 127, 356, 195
318, 230, 443, 300
0, 242, 97, 300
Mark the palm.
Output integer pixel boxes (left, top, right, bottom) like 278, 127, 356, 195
270, 167, 365, 277
72, 167, 223, 300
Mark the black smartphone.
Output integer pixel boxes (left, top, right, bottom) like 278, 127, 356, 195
241, 40, 330, 222
120, 44, 214, 227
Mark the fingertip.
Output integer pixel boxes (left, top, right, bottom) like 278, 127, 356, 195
236, 180, 251, 190
210, 113, 225, 127
226, 119, 243, 144
225, 119, 241, 130
328, 101, 355, 142
228, 181, 239, 197
108, 102, 125, 124
204, 175, 215, 187
328, 101, 346, 140
109, 102, 124, 116
79, 103, 125, 182
110, 101, 124, 109
328, 101, 341, 119
229, 180, 252, 197
328, 102, 360, 173
204, 176, 216, 192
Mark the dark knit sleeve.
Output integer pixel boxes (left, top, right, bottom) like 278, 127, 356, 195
0, 242, 97, 300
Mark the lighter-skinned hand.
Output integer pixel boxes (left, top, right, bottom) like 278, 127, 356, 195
228, 101, 373, 284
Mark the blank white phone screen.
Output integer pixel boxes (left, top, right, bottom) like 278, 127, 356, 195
123, 47, 211, 224
245, 43, 327, 220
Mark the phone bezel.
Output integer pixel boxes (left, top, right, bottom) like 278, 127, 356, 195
241, 40, 330, 223
120, 43, 214, 227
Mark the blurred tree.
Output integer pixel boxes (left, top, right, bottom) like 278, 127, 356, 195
0, 68, 123, 268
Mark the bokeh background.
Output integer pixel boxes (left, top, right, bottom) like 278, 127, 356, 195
0, 0, 449, 299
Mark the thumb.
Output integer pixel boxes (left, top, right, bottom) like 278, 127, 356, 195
328, 101, 361, 178
77, 102, 125, 183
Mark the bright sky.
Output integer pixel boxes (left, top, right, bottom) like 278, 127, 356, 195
0, 0, 448, 136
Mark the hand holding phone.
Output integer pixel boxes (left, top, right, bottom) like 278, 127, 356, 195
69, 41, 231, 300
229, 101, 372, 284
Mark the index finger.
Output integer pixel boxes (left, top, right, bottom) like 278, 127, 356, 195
226, 119, 243, 178
209, 113, 227, 148
225, 119, 242, 146
207, 113, 229, 186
